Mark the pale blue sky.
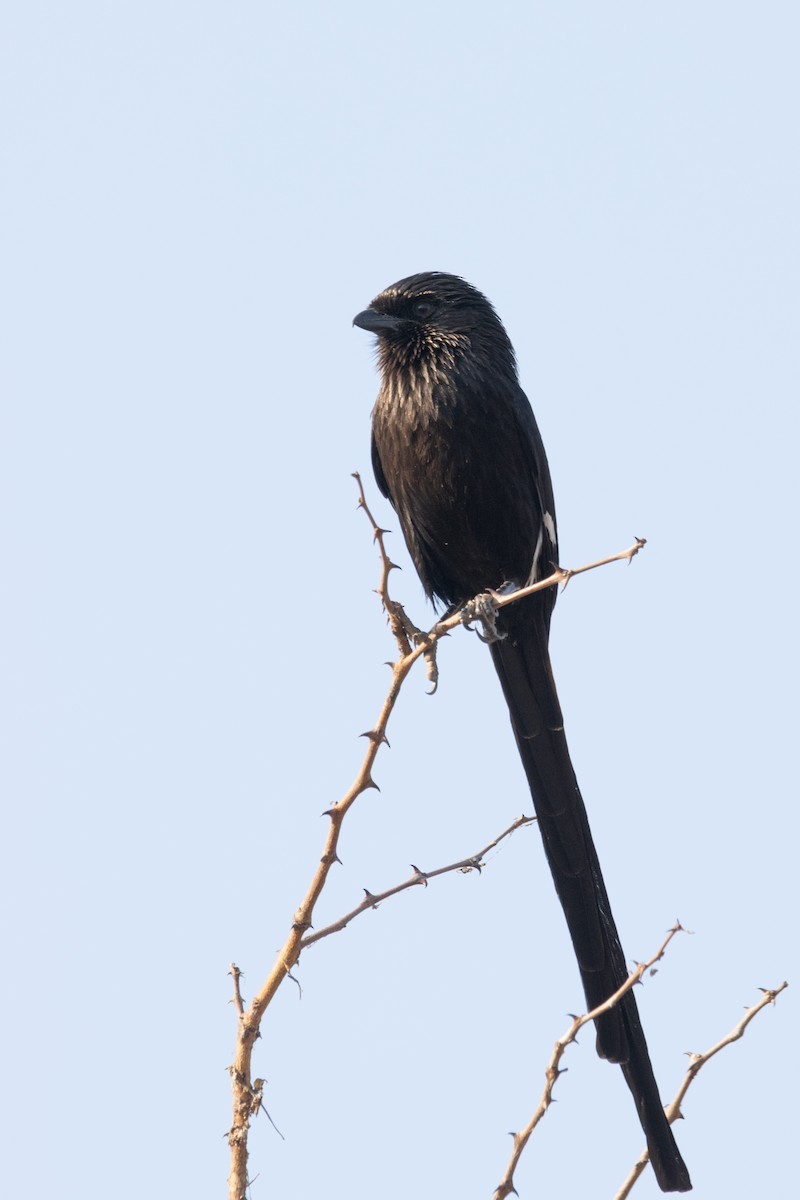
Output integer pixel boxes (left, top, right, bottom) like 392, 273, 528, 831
1, 3, 797, 1197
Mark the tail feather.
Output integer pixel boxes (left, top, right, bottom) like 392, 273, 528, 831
489, 601, 691, 1193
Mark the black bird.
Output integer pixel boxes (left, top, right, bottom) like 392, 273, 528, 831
354, 272, 691, 1193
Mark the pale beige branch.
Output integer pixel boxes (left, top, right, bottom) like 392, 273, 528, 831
491, 923, 687, 1200
493, 536, 647, 610
614, 980, 790, 1199
227, 479, 441, 1198
353, 470, 417, 657
300, 813, 536, 950
229, 963, 244, 1016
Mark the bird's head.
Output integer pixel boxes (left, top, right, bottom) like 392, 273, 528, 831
353, 271, 517, 376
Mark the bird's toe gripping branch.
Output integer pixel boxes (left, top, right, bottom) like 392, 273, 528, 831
460, 591, 508, 643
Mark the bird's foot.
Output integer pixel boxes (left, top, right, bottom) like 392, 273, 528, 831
460, 590, 508, 643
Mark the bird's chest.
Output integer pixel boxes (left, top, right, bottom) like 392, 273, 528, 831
374, 379, 489, 508
372, 377, 537, 597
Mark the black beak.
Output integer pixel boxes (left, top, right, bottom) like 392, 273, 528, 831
353, 308, 404, 334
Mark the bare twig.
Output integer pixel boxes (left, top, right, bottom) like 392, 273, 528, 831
229, 963, 244, 1016
227, 485, 436, 1197
492, 923, 687, 1200
300, 813, 536, 949
614, 981, 789, 1199
249, 1079, 285, 1142
353, 470, 415, 657
494, 537, 646, 606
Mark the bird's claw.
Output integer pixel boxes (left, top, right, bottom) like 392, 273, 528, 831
461, 591, 507, 643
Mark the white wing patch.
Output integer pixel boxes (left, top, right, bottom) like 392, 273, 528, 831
529, 526, 544, 584
528, 512, 557, 585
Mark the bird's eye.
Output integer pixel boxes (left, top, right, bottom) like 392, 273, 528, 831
413, 300, 435, 318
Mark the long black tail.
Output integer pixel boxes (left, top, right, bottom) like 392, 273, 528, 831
489, 599, 691, 1193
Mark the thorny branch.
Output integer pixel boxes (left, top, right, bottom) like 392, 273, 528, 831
491, 923, 688, 1200
613, 981, 790, 1199
227, 475, 655, 1200
300, 813, 536, 950
491, 922, 788, 1200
